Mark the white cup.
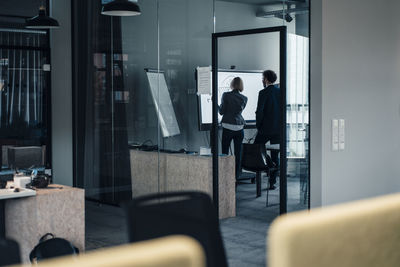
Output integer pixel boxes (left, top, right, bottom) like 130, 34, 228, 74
14, 176, 31, 189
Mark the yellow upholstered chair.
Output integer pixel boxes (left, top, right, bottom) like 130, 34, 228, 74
268, 193, 400, 267
10, 235, 205, 267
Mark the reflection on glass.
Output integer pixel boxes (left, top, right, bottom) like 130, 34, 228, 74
158, 0, 214, 152
145, 70, 180, 138
286, 18, 310, 212
73, 1, 134, 203
0, 29, 50, 169
287, 33, 309, 159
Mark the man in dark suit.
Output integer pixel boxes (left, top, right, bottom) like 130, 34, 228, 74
255, 70, 281, 189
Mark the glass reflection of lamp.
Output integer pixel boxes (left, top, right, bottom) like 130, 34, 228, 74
101, 0, 141, 17
25, 1, 60, 29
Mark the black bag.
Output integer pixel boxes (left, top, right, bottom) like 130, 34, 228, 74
29, 233, 79, 263
30, 174, 50, 188
242, 143, 276, 171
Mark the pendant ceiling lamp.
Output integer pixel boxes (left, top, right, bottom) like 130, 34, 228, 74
26, 5, 59, 29
102, 0, 141, 16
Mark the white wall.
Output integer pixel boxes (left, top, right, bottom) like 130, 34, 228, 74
311, 0, 400, 206
50, 0, 73, 186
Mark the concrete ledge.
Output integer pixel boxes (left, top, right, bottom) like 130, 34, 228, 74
130, 150, 235, 219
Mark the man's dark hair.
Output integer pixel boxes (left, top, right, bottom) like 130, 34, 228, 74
263, 70, 277, 84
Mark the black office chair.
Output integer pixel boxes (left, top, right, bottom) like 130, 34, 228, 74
0, 239, 21, 266
125, 191, 228, 267
241, 143, 278, 206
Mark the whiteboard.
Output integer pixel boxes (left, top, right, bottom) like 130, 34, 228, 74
146, 70, 180, 138
199, 71, 263, 125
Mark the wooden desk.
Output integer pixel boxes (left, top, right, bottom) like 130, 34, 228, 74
4, 184, 85, 263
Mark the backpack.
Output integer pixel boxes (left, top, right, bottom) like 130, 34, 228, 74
29, 233, 79, 263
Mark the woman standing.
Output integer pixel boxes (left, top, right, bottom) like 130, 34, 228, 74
219, 77, 248, 179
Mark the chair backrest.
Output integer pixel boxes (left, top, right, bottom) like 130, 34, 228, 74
7, 146, 44, 169
268, 193, 400, 267
9, 236, 205, 267
242, 143, 272, 171
125, 191, 228, 267
0, 239, 21, 266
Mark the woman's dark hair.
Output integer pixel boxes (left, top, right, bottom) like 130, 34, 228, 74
263, 70, 277, 84
230, 77, 244, 92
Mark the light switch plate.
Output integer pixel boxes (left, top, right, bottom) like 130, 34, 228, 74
339, 119, 345, 150
332, 119, 339, 151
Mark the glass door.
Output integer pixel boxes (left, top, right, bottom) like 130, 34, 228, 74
212, 27, 288, 215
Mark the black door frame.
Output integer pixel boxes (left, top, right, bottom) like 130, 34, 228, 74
212, 26, 288, 215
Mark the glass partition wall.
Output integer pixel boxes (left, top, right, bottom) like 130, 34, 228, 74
73, 0, 133, 203
214, 0, 310, 214
0, 15, 52, 170
73, 0, 309, 257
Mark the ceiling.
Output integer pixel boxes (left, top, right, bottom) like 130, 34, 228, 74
0, 0, 42, 18
217, 0, 307, 6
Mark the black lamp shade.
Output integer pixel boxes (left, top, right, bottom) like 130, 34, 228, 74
102, 0, 141, 16
26, 8, 59, 29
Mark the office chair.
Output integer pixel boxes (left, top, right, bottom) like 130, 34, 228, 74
125, 191, 228, 267
0, 239, 21, 266
11, 236, 205, 267
268, 193, 400, 267
241, 143, 278, 206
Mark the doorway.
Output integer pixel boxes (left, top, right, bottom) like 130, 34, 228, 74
212, 25, 310, 267
212, 26, 289, 214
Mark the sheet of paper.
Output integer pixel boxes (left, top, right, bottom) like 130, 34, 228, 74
197, 66, 212, 95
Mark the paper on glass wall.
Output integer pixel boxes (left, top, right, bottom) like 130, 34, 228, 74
197, 66, 212, 95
